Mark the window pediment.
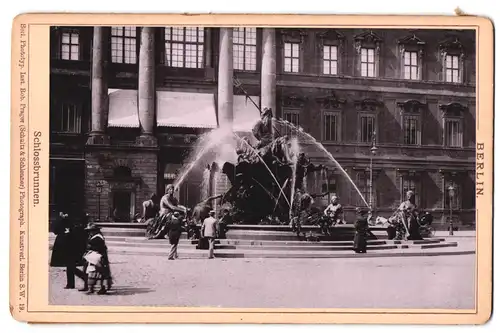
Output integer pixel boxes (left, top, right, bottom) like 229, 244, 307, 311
439, 102, 468, 117
315, 92, 346, 109
396, 168, 424, 178
318, 29, 345, 43
398, 34, 426, 47
282, 94, 308, 108
439, 169, 468, 179
398, 34, 426, 57
280, 28, 307, 42
354, 30, 383, 52
397, 99, 427, 113
439, 37, 465, 56
354, 98, 383, 112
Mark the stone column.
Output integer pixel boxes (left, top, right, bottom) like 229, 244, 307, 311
87, 27, 109, 145
261, 28, 276, 113
137, 27, 157, 146
214, 28, 234, 211
217, 28, 234, 129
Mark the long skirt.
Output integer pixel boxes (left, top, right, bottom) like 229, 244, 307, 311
86, 253, 112, 289
353, 231, 367, 253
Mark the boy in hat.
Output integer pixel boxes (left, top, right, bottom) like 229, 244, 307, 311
167, 211, 183, 260
83, 223, 112, 294
201, 210, 218, 259
353, 207, 369, 254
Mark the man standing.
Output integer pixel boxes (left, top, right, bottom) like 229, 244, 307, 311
167, 211, 183, 260
201, 210, 218, 259
50, 211, 88, 289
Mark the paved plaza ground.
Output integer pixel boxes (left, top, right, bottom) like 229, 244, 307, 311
49, 253, 476, 309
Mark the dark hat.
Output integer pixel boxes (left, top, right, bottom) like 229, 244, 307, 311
84, 223, 101, 231
173, 211, 180, 218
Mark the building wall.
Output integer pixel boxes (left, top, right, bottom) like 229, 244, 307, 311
84, 149, 158, 221
49, 26, 476, 229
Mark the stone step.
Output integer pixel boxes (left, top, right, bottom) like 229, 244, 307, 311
101, 246, 474, 259
51, 237, 458, 253
50, 234, 446, 247
101, 240, 401, 251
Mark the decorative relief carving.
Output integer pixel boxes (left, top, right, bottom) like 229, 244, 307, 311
318, 29, 345, 42
354, 30, 383, 54
439, 102, 468, 117
397, 100, 427, 114
280, 28, 307, 43
354, 98, 383, 112
315, 91, 346, 109
398, 34, 426, 48
439, 36, 465, 57
282, 94, 308, 108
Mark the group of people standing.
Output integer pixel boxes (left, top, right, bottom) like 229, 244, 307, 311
50, 212, 112, 294
142, 184, 222, 259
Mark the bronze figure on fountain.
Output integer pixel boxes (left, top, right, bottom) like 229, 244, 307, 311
214, 106, 325, 225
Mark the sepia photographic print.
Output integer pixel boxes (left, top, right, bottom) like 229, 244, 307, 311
10, 14, 493, 324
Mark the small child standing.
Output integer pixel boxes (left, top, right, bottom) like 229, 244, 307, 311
83, 223, 112, 295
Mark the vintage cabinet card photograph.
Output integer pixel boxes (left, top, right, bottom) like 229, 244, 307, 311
9, 13, 493, 324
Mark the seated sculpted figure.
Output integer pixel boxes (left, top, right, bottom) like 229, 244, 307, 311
322, 194, 343, 233
252, 107, 274, 150
146, 185, 186, 240
160, 184, 187, 217
396, 190, 421, 240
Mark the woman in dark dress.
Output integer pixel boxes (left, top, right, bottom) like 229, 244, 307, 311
353, 208, 369, 254
50, 212, 88, 289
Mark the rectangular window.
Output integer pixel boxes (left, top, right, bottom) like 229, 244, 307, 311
322, 45, 338, 75
111, 26, 137, 64
61, 31, 79, 60
321, 176, 338, 194
323, 112, 341, 142
403, 115, 420, 145
444, 179, 460, 209
284, 42, 300, 73
444, 119, 463, 148
356, 172, 370, 207
233, 28, 257, 71
283, 109, 300, 136
53, 103, 81, 133
165, 27, 204, 68
359, 114, 376, 143
404, 51, 418, 80
445, 54, 460, 83
360, 47, 375, 77
401, 176, 420, 207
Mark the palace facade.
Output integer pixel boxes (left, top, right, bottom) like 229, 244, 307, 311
49, 26, 476, 228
